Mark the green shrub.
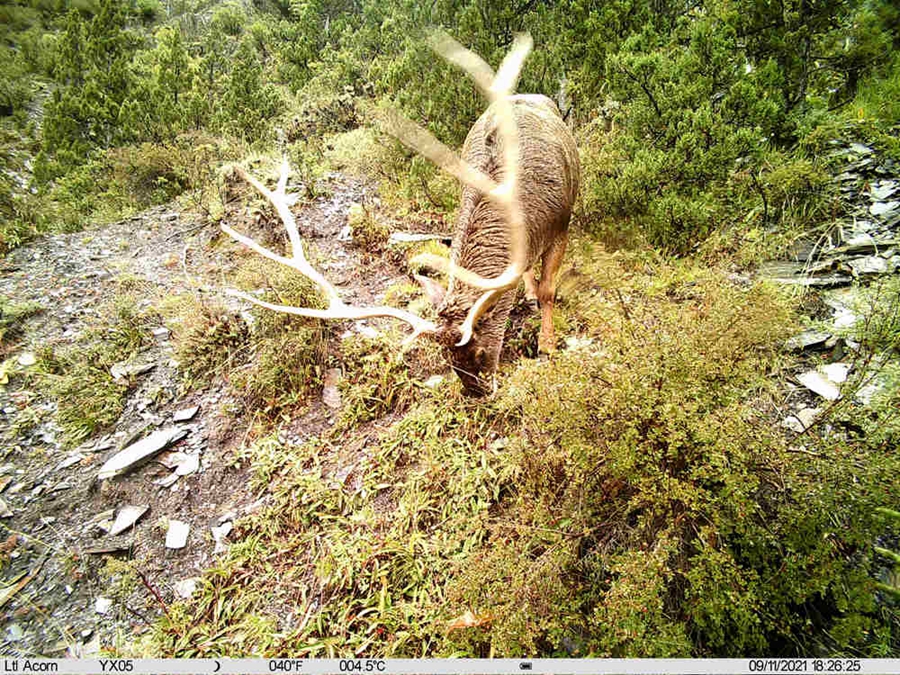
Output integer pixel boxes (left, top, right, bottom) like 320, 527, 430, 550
170, 301, 249, 389
229, 254, 329, 413
230, 329, 327, 415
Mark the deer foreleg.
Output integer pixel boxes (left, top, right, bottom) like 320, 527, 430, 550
523, 269, 538, 302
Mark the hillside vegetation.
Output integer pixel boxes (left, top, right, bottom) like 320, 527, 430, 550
0, 0, 898, 658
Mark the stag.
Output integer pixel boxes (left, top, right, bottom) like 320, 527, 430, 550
222, 33, 580, 396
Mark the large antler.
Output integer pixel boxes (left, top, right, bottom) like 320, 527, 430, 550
382, 32, 533, 345
221, 159, 438, 341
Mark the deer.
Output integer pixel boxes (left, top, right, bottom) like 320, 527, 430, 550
221, 33, 580, 396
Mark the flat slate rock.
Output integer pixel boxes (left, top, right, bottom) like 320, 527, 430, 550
109, 505, 150, 536
172, 405, 199, 422
98, 427, 188, 480
784, 330, 832, 352
165, 520, 190, 549
848, 255, 889, 275
760, 261, 851, 287
870, 200, 899, 216
797, 370, 841, 401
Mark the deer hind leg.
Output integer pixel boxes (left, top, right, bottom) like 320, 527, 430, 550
537, 231, 569, 354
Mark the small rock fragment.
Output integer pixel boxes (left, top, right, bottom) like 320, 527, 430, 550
422, 375, 445, 389
0, 498, 11, 518
784, 330, 831, 352
110, 359, 156, 383
94, 597, 113, 615
173, 405, 200, 422
848, 256, 888, 276
173, 578, 198, 599
820, 362, 851, 384
6, 623, 24, 641
797, 371, 841, 401
16, 353, 36, 367
870, 201, 899, 217
165, 520, 190, 549
109, 505, 150, 536
153, 473, 180, 488
782, 407, 821, 434
870, 181, 897, 200
849, 142, 874, 155
212, 521, 233, 554
89, 508, 116, 533
174, 454, 200, 477
56, 453, 85, 471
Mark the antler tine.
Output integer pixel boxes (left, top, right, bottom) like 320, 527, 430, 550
222, 160, 438, 338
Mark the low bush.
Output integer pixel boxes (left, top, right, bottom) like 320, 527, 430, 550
167, 299, 249, 389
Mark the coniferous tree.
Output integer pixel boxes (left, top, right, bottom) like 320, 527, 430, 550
37, 0, 136, 181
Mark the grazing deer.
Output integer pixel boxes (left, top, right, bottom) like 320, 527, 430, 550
222, 33, 580, 396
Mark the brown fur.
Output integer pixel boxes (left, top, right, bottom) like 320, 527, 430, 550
435, 94, 580, 395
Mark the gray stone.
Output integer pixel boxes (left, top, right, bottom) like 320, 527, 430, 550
849, 142, 874, 155
797, 371, 841, 401
870, 180, 898, 200
783, 407, 821, 433
174, 453, 199, 477
173, 405, 199, 422
98, 427, 188, 480
212, 521, 233, 554
110, 359, 155, 383
56, 453, 85, 471
759, 260, 851, 287
173, 578, 198, 599
848, 256, 889, 276
870, 201, 899, 217
165, 520, 190, 549
109, 505, 149, 536
784, 330, 831, 352
94, 597, 113, 615
820, 362, 851, 384
153, 473, 180, 488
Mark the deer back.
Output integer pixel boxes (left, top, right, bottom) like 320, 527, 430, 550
440, 95, 579, 318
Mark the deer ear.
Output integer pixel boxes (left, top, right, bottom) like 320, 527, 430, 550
414, 274, 446, 307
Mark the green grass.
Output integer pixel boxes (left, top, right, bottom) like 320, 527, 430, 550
32, 286, 159, 447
